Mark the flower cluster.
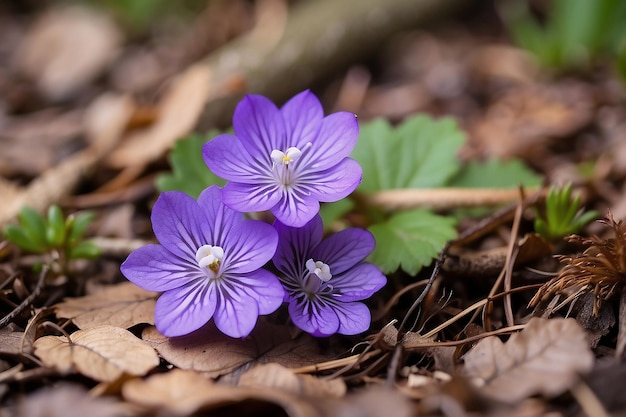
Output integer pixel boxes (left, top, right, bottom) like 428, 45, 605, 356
121, 91, 385, 338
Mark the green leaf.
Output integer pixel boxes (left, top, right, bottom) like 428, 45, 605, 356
3, 224, 45, 253
69, 241, 101, 259
68, 212, 95, 244
156, 133, 226, 198
17, 207, 48, 250
449, 159, 542, 188
352, 116, 465, 193
368, 210, 457, 275
46, 205, 66, 248
319, 199, 355, 229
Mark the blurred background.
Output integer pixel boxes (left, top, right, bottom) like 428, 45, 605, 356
2, 0, 626, 219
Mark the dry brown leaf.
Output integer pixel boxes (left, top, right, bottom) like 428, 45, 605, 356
0, 328, 25, 356
33, 325, 159, 382
462, 317, 594, 403
54, 282, 157, 329
14, 383, 129, 417
14, 6, 121, 100
142, 320, 327, 378
239, 363, 346, 398
107, 63, 212, 168
122, 369, 240, 415
319, 386, 414, 417
123, 368, 320, 417
0, 94, 133, 228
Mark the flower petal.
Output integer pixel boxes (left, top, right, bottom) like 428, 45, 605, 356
331, 263, 387, 302
197, 185, 245, 243
226, 269, 285, 314
121, 244, 203, 292
150, 191, 210, 262
311, 228, 375, 275
233, 94, 287, 162
202, 134, 271, 182
212, 285, 260, 338
273, 215, 323, 282
154, 280, 216, 337
224, 220, 278, 273
271, 189, 320, 228
222, 181, 282, 213
331, 301, 371, 335
298, 111, 358, 172
304, 158, 362, 202
288, 298, 340, 336
280, 90, 323, 148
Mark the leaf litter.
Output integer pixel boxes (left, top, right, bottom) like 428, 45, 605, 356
3, 1, 626, 416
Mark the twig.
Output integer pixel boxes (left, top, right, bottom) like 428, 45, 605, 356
89, 236, 153, 257
365, 187, 540, 211
0, 264, 48, 328
570, 380, 611, 417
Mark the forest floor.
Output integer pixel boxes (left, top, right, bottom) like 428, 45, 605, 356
2, 1, 626, 416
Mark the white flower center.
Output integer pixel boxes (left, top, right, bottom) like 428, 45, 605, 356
196, 245, 224, 276
271, 147, 302, 166
306, 258, 332, 282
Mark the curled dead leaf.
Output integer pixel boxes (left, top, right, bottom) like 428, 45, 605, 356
15, 383, 128, 417
54, 282, 157, 329
142, 321, 327, 378
239, 363, 346, 398
462, 317, 594, 403
33, 325, 159, 382
107, 63, 212, 168
122, 369, 237, 415
123, 368, 321, 417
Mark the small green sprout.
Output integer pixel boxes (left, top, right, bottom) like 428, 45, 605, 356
534, 184, 598, 242
3, 205, 101, 261
504, 0, 626, 74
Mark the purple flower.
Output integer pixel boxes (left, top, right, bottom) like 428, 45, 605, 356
273, 215, 386, 336
121, 185, 285, 338
202, 90, 362, 228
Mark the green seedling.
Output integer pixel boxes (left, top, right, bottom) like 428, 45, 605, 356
3, 205, 101, 263
504, 0, 626, 74
534, 184, 598, 242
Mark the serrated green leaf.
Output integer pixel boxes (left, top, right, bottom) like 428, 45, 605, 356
368, 210, 457, 275
156, 133, 226, 198
449, 158, 542, 188
352, 116, 465, 193
46, 205, 66, 247
17, 207, 48, 250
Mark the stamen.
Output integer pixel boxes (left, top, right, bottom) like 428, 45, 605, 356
306, 258, 332, 282
271, 146, 302, 166
196, 245, 224, 275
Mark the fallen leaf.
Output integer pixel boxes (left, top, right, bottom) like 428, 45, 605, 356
319, 386, 414, 417
107, 63, 213, 168
54, 282, 157, 329
0, 93, 132, 228
33, 325, 159, 382
239, 363, 346, 398
0, 327, 25, 356
123, 368, 320, 417
469, 83, 592, 159
462, 317, 594, 403
15, 383, 128, 417
122, 369, 237, 415
14, 5, 121, 100
142, 320, 327, 378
